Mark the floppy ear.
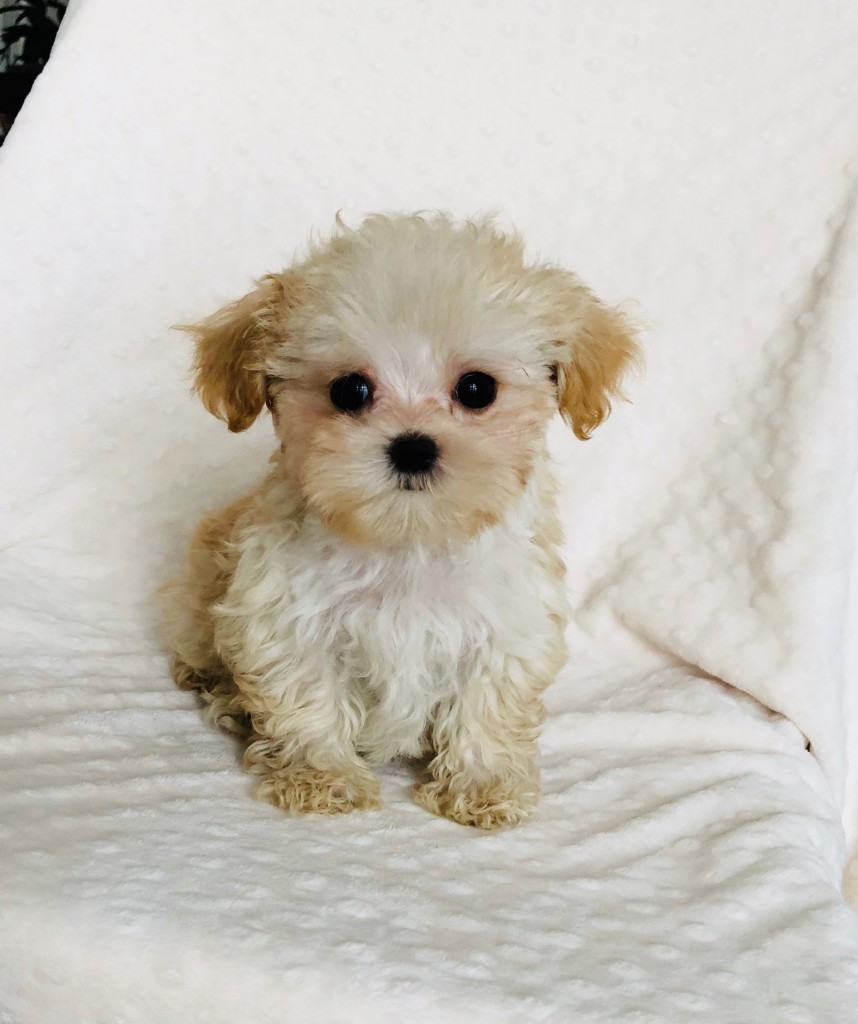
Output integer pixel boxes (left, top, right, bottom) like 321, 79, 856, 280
546, 275, 641, 440
181, 273, 289, 432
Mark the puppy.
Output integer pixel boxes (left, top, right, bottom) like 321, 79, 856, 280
161, 213, 639, 828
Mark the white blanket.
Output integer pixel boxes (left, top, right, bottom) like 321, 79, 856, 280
2, 0, 858, 1020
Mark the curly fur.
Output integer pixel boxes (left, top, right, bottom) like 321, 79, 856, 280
160, 212, 639, 828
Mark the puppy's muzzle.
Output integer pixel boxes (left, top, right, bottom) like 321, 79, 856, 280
387, 432, 439, 476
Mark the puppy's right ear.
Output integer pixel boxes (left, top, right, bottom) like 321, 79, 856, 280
181, 273, 290, 432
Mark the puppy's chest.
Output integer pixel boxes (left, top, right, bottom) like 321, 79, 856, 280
290, 543, 499, 689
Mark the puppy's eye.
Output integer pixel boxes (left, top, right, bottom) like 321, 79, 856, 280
454, 372, 497, 410
330, 373, 373, 413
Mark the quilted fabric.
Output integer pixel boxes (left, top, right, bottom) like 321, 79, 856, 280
1, 0, 858, 1021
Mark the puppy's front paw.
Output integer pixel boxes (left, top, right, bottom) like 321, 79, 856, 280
415, 777, 535, 830
254, 765, 381, 816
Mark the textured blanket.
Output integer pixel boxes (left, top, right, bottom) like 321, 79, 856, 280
1, 1, 857, 1020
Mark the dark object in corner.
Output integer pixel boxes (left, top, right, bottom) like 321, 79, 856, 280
0, 0, 68, 145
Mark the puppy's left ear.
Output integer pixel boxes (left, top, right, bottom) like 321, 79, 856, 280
547, 276, 641, 440
181, 272, 295, 433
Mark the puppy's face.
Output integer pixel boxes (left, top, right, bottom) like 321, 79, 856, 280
187, 214, 639, 548
271, 294, 556, 549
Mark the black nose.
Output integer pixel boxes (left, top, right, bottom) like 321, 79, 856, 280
387, 432, 439, 475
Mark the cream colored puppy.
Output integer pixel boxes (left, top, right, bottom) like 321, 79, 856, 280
161, 213, 639, 828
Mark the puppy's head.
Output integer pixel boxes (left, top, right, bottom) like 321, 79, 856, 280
186, 213, 640, 548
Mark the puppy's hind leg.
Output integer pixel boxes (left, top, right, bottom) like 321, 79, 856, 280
172, 657, 252, 741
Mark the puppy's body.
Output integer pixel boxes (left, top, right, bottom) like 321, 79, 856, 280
165, 459, 566, 825
162, 214, 638, 828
